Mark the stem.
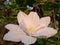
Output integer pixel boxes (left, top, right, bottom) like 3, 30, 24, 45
51, 3, 56, 29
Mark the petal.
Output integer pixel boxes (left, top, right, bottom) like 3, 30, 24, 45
28, 12, 39, 24
32, 27, 57, 38
20, 35, 37, 44
5, 24, 26, 34
3, 24, 26, 42
17, 11, 33, 28
17, 11, 27, 24
36, 17, 50, 29
40, 17, 50, 26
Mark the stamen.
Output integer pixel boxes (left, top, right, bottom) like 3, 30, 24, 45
28, 26, 34, 35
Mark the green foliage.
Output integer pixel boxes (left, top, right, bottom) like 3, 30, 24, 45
55, 3, 60, 13
44, 2, 53, 11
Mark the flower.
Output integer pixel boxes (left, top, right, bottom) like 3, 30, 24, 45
3, 11, 57, 45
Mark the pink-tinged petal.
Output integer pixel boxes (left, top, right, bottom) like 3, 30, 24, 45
40, 17, 50, 26
5, 24, 23, 32
17, 11, 33, 28
17, 11, 27, 24
32, 27, 57, 38
3, 24, 26, 42
28, 12, 39, 24
3, 31, 25, 42
35, 17, 50, 30
20, 35, 37, 44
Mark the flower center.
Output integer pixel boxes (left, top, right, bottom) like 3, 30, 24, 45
28, 26, 34, 35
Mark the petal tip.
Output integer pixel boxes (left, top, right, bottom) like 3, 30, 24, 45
5, 24, 12, 29
30, 11, 37, 15
45, 16, 50, 20
17, 11, 23, 15
5, 24, 10, 28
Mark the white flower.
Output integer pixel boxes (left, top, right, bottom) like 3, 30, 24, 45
3, 11, 57, 45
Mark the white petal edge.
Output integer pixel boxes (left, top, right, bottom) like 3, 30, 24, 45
5, 24, 26, 34
32, 27, 57, 38
3, 31, 25, 42
28, 12, 40, 24
35, 16, 50, 31
39, 16, 50, 26
17, 11, 27, 24
17, 11, 33, 29
3, 24, 26, 42
20, 35, 37, 45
